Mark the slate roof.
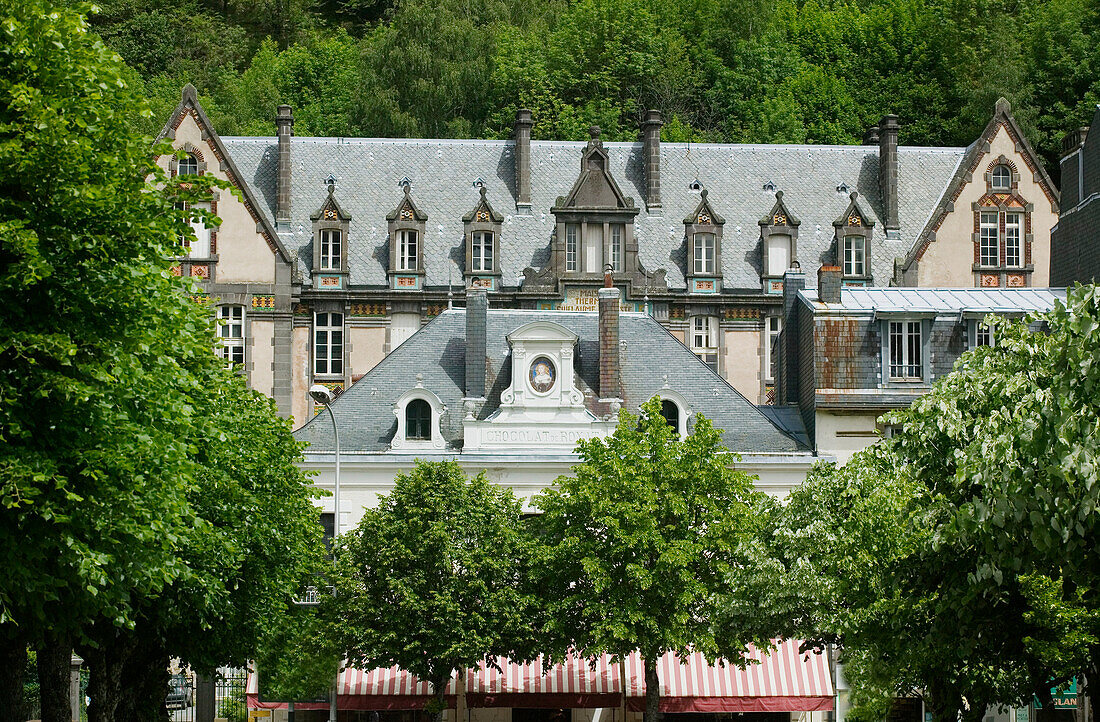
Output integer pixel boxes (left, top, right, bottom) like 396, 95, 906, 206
222, 136, 965, 292
294, 309, 810, 455
801, 287, 1067, 314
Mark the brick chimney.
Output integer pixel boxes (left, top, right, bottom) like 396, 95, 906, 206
598, 272, 621, 400
642, 110, 663, 211
878, 114, 899, 231
275, 104, 294, 228
465, 287, 488, 399
514, 109, 533, 213
818, 265, 842, 304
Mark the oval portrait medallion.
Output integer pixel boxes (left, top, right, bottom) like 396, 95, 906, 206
529, 356, 556, 393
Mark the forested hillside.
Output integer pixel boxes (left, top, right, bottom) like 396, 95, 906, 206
92, 0, 1100, 176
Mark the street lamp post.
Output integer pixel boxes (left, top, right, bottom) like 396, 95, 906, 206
308, 384, 341, 722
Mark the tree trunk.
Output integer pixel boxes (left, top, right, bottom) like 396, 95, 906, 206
81, 625, 136, 722
642, 656, 660, 722
116, 643, 169, 722
37, 639, 73, 722
0, 630, 27, 722
924, 676, 962, 722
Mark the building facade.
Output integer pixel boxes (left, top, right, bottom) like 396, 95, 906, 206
1052, 106, 1100, 285
156, 86, 1058, 427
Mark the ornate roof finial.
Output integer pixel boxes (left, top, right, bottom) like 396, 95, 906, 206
776, 190, 784, 200
479, 186, 487, 200
700, 189, 709, 200
589, 125, 601, 141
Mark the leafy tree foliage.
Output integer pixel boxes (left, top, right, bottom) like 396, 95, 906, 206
326, 460, 537, 720
531, 398, 768, 722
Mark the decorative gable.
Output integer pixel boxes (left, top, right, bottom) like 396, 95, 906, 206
386, 184, 427, 288
686, 189, 726, 227
463, 186, 504, 288
833, 192, 874, 283
554, 127, 637, 211
386, 184, 428, 223
759, 190, 800, 293
759, 190, 800, 229
833, 192, 875, 230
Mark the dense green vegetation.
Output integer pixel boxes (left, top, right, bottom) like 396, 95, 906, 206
90, 0, 1100, 176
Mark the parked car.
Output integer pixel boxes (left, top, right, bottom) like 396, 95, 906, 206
166, 673, 192, 710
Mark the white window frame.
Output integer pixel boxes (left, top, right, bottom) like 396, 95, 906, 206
888, 320, 923, 381
969, 319, 996, 349
690, 315, 719, 372
979, 212, 1000, 267
187, 202, 212, 258
218, 305, 244, 368
391, 388, 447, 450
471, 231, 493, 272
991, 164, 1011, 191
694, 233, 715, 275
1004, 212, 1022, 268
314, 312, 344, 377
565, 224, 579, 272
764, 315, 782, 383
765, 234, 791, 277
397, 229, 418, 271
650, 390, 691, 437
178, 153, 198, 176
319, 229, 342, 271
843, 236, 865, 277
610, 225, 623, 272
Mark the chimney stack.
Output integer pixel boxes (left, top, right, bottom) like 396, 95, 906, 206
878, 114, 899, 231
598, 272, 621, 400
465, 287, 488, 399
275, 104, 294, 227
514, 109, 533, 213
1060, 127, 1089, 210
642, 110, 663, 211
862, 124, 880, 145
778, 264, 806, 407
818, 265, 842, 304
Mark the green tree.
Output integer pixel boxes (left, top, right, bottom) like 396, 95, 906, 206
531, 398, 767, 722
325, 460, 537, 721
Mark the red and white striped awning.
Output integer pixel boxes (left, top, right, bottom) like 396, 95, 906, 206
248, 639, 833, 713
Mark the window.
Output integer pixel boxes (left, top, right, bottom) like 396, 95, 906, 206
610, 225, 623, 272
565, 224, 579, 272
843, 236, 865, 277
397, 229, 418, 271
694, 233, 715, 274
980, 212, 999, 266
765, 316, 782, 383
1005, 213, 1022, 267
390, 312, 420, 351
583, 224, 602, 272
660, 399, 679, 431
472, 231, 493, 272
405, 398, 431, 440
178, 153, 198, 176
765, 234, 791, 277
888, 320, 922, 380
319, 229, 342, 271
691, 315, 719, 371
218, 305, 244, 367
180, 202, 211, 258
992, 164, 1011, 191
314, 312, 343, 376
975, 322, 995, 348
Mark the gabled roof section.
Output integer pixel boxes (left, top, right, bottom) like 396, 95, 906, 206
685, 189, 726, 225
310, 184, 352, 221
157, 84, 292, 264
902, 97, 1060, 271
833, 191, 875, 228
386, 184, 428, 221
758, 190, 800, 227
554, 128, 637, 212
462, 186, 504, 223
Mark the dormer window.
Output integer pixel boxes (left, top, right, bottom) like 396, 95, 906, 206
660, 399, 679, 430
992, 164, 1012, 191
319, 229, 341, 270
649, 389, 691, 437
758, 190, 799, 294
610, 225, 624, 272
565, 225, 579, 272
405, 399, 431, 440
463, 187, 503, 289
310, 185, 351, 288
387, 186, 428, 289
974, 155, 1031, 288
685, 190, 725, 293
833, 192, 874, 284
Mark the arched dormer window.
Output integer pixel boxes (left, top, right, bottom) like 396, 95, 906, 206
991, 164, 1012, 191
391, 386, 446, 450
649, 389, 691, 437
310, 182, 351, 289
405, 399, 431, 440
178, 153, 198, 176
684, 189, 725, 294
170, 145, 206, 177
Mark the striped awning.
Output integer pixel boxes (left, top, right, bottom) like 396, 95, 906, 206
248, 639, 833, 713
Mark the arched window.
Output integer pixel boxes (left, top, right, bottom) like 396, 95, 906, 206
178, 153, 198, 176
991, 164, 1012, 191
406, 399, 431, 440
660, 399, 679, 430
